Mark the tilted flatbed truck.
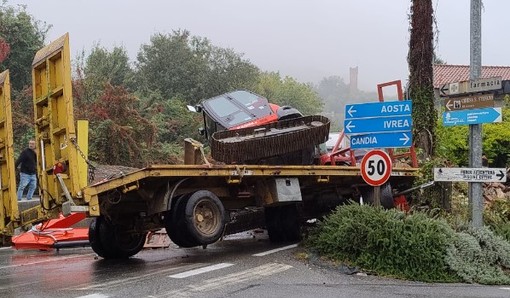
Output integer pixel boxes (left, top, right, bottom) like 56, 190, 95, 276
0, 33, 418, 258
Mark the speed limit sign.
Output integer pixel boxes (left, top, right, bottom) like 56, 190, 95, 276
360, 150, 392, 186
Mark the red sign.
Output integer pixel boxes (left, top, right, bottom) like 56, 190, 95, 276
360, 150, 392, 186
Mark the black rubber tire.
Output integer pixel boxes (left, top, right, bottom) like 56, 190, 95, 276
90, 216, 146, 259
165, 194, 199, 248
265, 206, 284, 242
280, 204, 301, 242
183, 190, 226, 245
359, 183, 394, 209
89, 217, 106, 257
265, 204, 301, 243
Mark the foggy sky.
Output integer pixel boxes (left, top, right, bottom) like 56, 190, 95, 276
7, 0, 509, 92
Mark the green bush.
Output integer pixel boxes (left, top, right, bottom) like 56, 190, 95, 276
307, 204, 458, 282
445, 227, 510, 284
484, 199, 510, 242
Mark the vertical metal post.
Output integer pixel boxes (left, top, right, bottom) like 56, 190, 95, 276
373, 186, 381, 207
469, 0, 483, 227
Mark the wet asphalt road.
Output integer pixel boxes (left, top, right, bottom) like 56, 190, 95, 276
0, 231, 509, 298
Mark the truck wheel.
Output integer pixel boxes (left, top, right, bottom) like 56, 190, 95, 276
265, 205, 301, 243
165, 194, 199, 248
89, 217, 106, 257
183, 190, 226, 245
280, 204, 301, 242
90, 216, 146, 259
265, 206, 284, 242
113, 228, 147, 259
359, 183, 394, 209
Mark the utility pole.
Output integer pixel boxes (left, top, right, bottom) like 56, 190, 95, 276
469, 0, 483, 227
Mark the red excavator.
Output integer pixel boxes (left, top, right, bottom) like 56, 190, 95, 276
191, 89, 331, 165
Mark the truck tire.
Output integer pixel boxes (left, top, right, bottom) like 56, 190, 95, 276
359, 183, 394, 209
165, 194, 199, 248
89, 216, 146, 259
265, 204, 301, 243
183, 190, 226, 245
265, 206, 284, 242
89, 217, 106, 257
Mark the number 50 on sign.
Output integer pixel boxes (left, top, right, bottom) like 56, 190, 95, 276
360, 150, 393, 186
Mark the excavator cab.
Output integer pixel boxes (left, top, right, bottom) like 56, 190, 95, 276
189, 90, 329, 165
196, 90, 299, 140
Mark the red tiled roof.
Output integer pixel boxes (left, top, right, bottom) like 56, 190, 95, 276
433, 64, 510, 88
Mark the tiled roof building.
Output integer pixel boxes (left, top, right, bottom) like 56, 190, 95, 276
433, 64, 510, 88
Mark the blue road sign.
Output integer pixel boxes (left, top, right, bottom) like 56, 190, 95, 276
345, 101, 412, 119
344, 115, 412, 134
443, 107, 502, 126
349, 131, 412, 149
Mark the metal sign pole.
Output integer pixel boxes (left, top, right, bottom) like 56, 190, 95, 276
469, 0, 483, 227
373, 186, 381, 207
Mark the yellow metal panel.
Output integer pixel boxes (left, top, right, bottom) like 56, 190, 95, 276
77, 120, 89, 191
32, 33, 81, 209
0, 70, 19, 233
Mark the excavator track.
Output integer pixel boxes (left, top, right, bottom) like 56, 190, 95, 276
211, 115, 330, 164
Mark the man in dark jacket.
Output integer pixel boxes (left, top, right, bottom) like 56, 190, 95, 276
15, 139, 37, 201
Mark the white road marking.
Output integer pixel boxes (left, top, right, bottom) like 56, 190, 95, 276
252, 244, 298, 257
0, 253, 95, 270
75, 264, 199, 290
161, 262, 292, 297
76, 294, 109, 298
168, 262, 233, 278
500, 287, 510, 290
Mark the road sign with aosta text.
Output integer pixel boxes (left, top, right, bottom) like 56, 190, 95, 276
360, 150, 392, 186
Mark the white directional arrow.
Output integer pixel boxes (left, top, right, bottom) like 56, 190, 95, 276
399, 132, 410, 145
347, 105, 357, 118
445, 100, 454, 111
345, 121, 355, 133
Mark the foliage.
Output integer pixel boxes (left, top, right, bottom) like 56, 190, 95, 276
254, 71, 323, 115
86, 84, 156, 167
408, 0, 436, 158
135, 29, 259, 104
314, 75, 378, 130
0, 2, 49, 90
307, 204, 458, 282
10, 86, 33, 154
445, 226, 510, 284
411, 156, 453, 209
137, 90, 201, 162
436, 96, 510, 167
77, 45, 135, 100
435, 119, 468, 166
485, 199, 510, 242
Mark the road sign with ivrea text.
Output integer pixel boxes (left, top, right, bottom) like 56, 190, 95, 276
344, 115, 412, 134
344, 101, 413, 149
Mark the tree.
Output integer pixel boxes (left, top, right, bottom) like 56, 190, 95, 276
135, 30, 208, 101
74, 44, 135, 105
316, 76, 349, 115
254, 72, 323, 115
86, 84, 156, 167
135, 30, 260, 103
0, 2, 49, 90
408, 0, 436, 158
